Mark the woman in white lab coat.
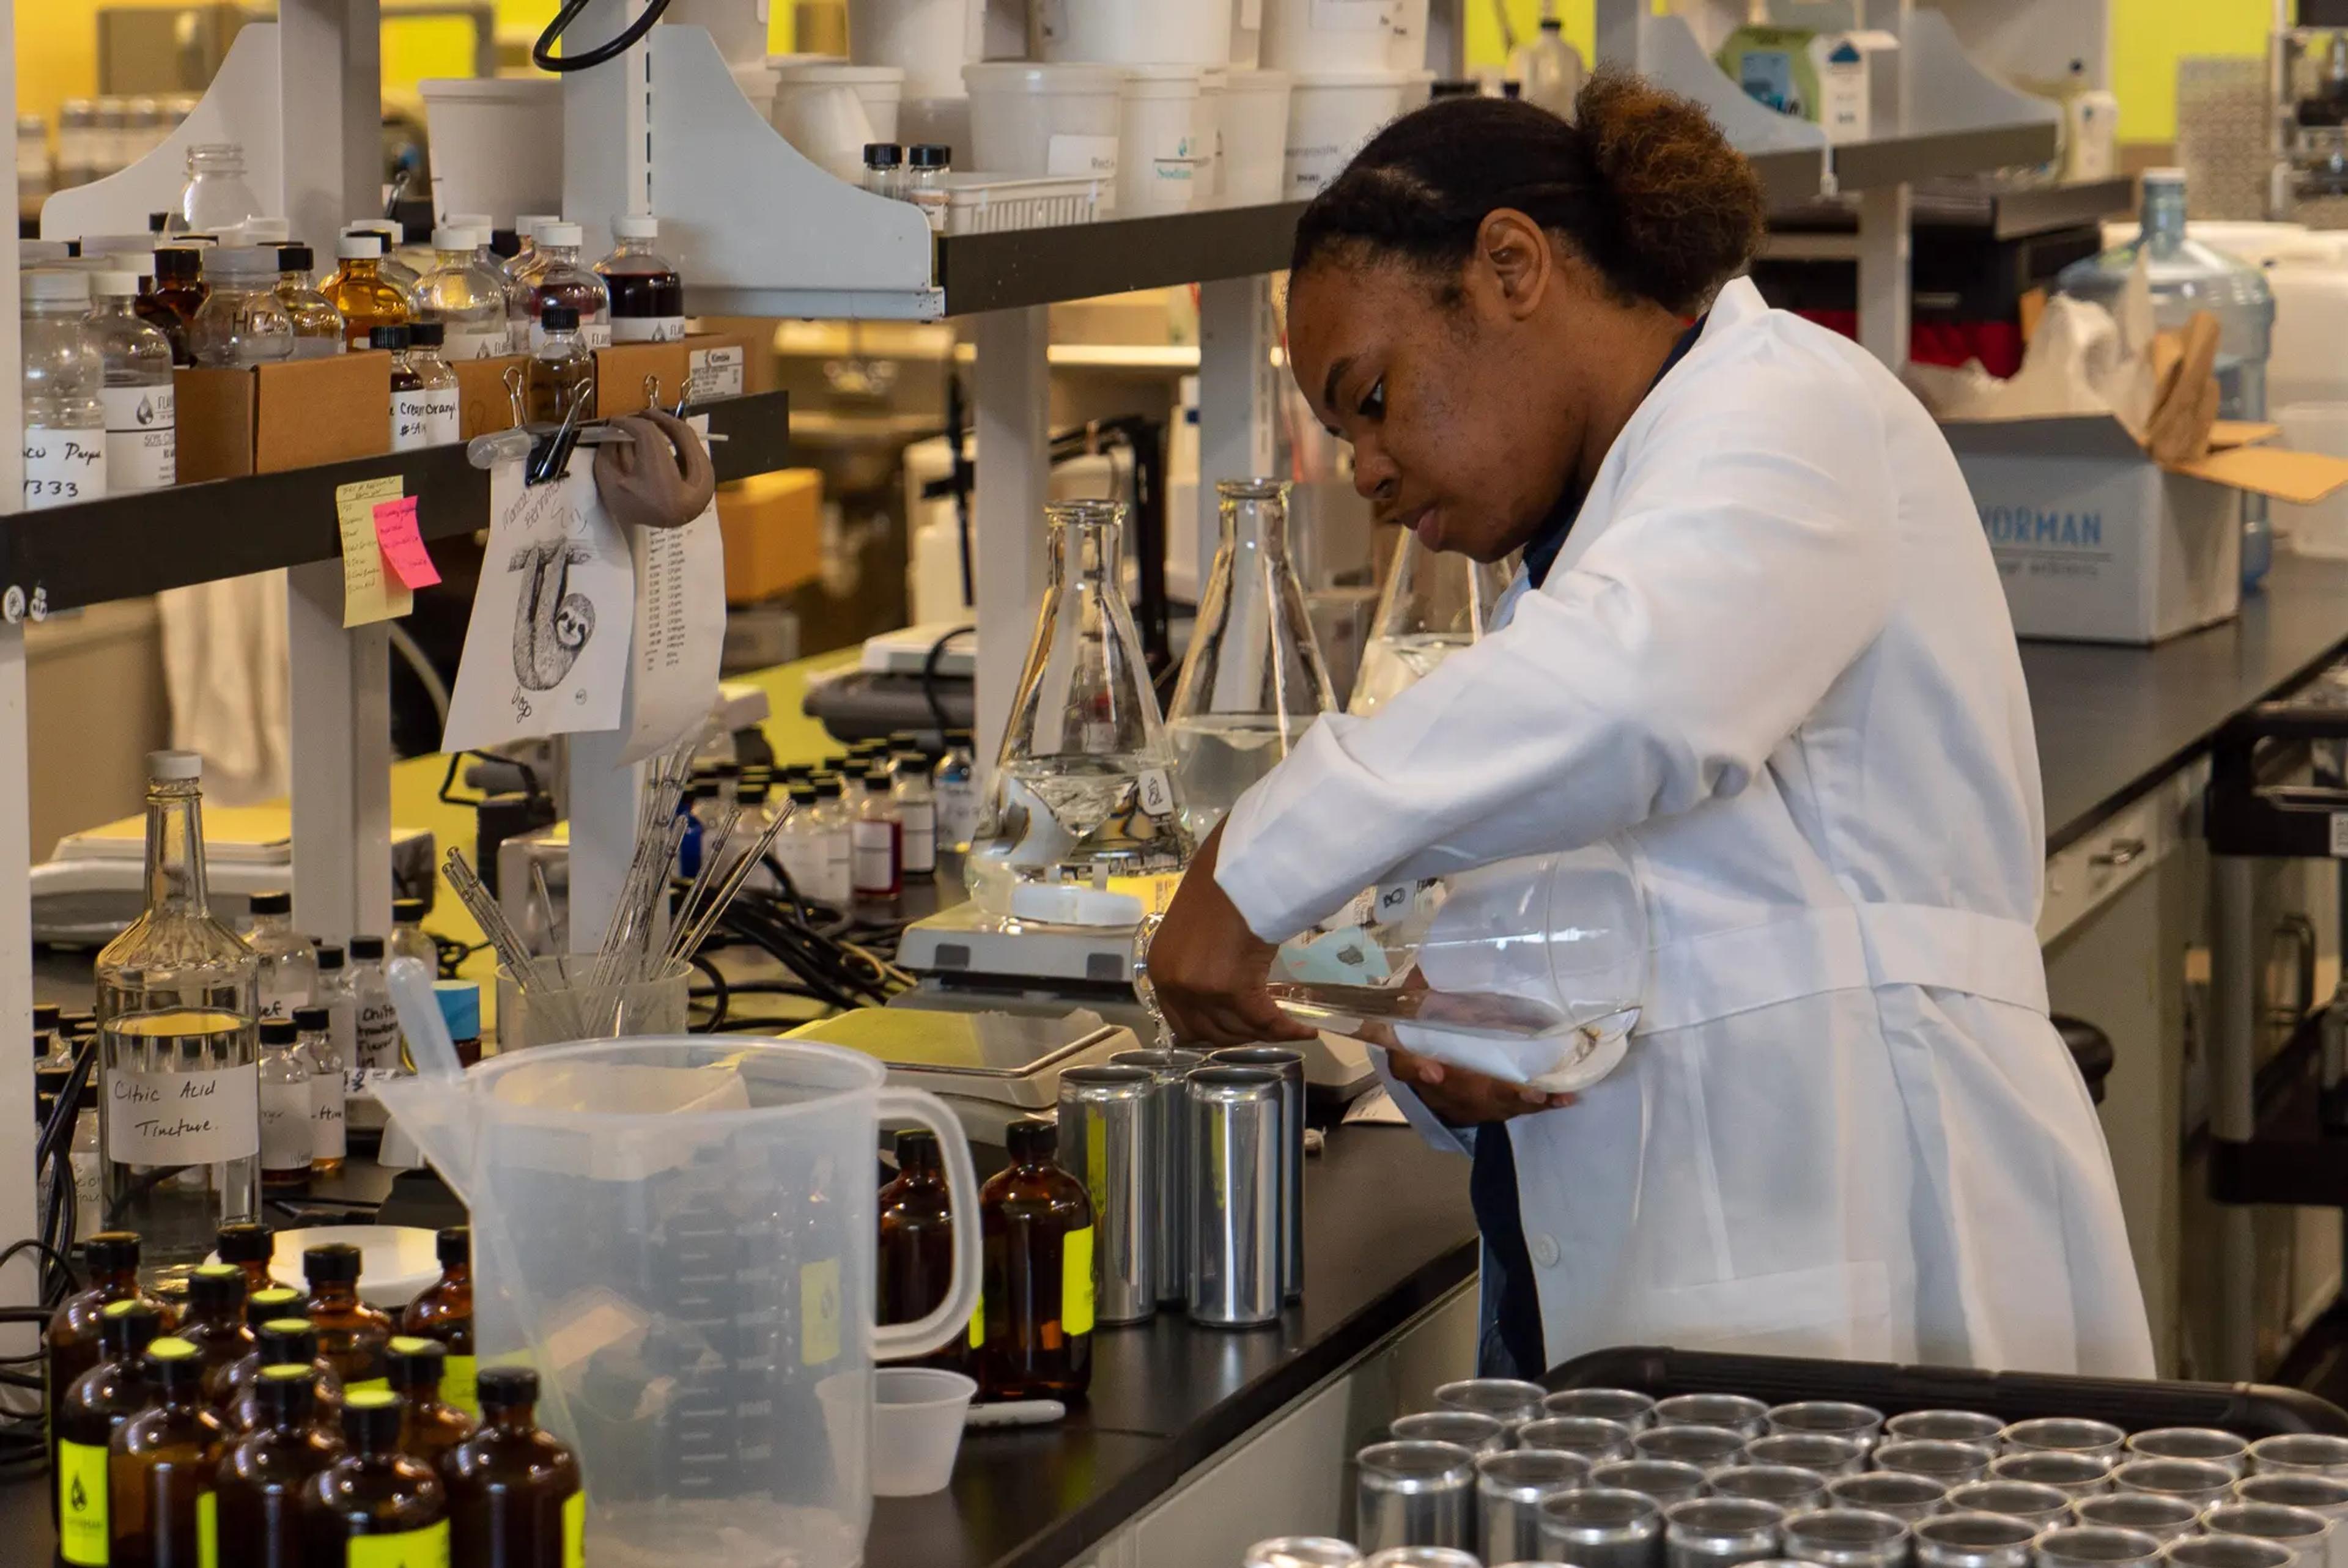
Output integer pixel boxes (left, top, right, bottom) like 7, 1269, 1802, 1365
1145, 75, 2155, 1380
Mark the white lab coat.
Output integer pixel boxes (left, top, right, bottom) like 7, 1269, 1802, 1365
1216, 278, 2155, 1377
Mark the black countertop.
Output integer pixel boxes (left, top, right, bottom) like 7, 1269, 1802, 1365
2028, 552, 2348, 854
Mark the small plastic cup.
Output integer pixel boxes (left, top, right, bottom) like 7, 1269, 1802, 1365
871, 1366, 977, 1496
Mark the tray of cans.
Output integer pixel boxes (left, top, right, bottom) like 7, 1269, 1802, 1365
1243, 1344, 2348, 1568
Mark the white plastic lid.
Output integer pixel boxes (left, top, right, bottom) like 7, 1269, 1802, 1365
148, 749, 202, 781
516, 215, 561, 240
537, 221, 583, 248
2145, 167, 2187, 186
444, 211, 492, 231
92, 270, 138, 296
238, 216, 290, 243
21, 270, 90, 304
1007, 881, 1145, 927
207, 245, 278, 276
432, 226, 478, 251
962, 61, 1123, 94
613, 214, 659, 240
338, 233, 385, 259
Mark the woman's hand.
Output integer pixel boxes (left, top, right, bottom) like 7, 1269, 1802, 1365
1145, 822, 1320, 1049
1387, 1044, 1578, 1124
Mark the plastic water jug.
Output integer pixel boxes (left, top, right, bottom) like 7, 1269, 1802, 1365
376, 1037, 980, 1568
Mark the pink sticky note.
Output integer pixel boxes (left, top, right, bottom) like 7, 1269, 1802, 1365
372, 496, 440, 590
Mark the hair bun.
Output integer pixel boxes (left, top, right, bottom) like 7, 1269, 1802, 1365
1572, 69, 1765, 315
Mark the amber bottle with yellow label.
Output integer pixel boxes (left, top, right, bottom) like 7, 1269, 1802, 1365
972, 1116, 1095, 1400
48, 1231, 171, 1522
211, 1286, 305, 1408
303, 1388, 449, 1567
216, 1364, 344, 1568
444, 1366, 585, 1568
878, 1129, 961, 1372
54, 1298, 166, 1566
108, 1336, 229, 1568
385, 1337, 476, 1471
397, 1228, 474, 1416
303, 1242, 392, 1391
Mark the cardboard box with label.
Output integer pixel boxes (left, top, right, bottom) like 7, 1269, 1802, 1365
1944, 414, 2348, 644
592, 332, 753, 418
175, 353, 393, 480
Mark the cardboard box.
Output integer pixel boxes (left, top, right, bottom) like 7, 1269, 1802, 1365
174, 352, 392, 480
717, 468, 822, 603
1944, 414, 2348, 645
451, 353, 526, 441
593, 331, 755, 418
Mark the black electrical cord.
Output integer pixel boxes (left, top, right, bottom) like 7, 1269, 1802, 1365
533, 0, 674, 72
923, 625, 973, 738
687, 952, 729, 1032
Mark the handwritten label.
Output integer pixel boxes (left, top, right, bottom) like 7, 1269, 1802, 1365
1135, 768, 1176, 820
391, 388, 460, 452
374, 497, 441, 590
100, 385, 175, 491
335, 475, 411, 627
311, 1070, 347, 1160
356, 999, 401, 1071
104, 1062, 259, 1166
260, 1077, 312, 1171
24, 427, 107, 509
1047, 133, 1120, 180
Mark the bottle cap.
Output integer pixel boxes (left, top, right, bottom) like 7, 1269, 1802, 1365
147, 211, 169, 232
336, 232, 385, 260
276, 243, 314, 272
368, 324, 410, 352
445, 211, 493, 232
476, 1365, 540, 1407
909, 142, 951, 168
789, 783, 818, 804
256, 1362, 318, 1419
2146, 167, 2185, 186
237, 216, 290, 243
342, 1386, 404, 1446
540, 302, 580, 331
100, 1299, 164, 1355
85, 1231, 141, 1273
393, 897, 426, 922
895, 1127, 940, 1165
147, 749, 202, 781
144, 1336, 203, 1388
303, 1240, 363, 1284
539, 221, 583, 248
386, 1335, 446, 1388
437, 1226, 470, 1267
1005, 1116, 1055, 1162
190, 1262, 245, 1309
315, 942, 345, 970
217, 1220, 273, 1263
292, 1004, 330, 1032
259, 1018, 298, 1045
519, 215, 561, 242
349, 935, 385, 960
258, 1318, 319, 1362
407, 321, 444, 350
813, 775, 843, 799
863, 770, 891, 792
248, 889, 291, 916
739, 780, 769, 805
21, 270, 90, 304
1501, 79, 1522, 98
152, 245, 202, 280
613, 213, 659, 240
862, 142, 904, 168
92, 270, 138, 297
435, 980, 481, 1041
431, 226, 476, 251
205, 245, 279, 279
349, 218, 405, 243
245, 1286, 302, 1328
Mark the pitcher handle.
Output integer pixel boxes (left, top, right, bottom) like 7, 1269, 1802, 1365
871, 1086, 984, 1361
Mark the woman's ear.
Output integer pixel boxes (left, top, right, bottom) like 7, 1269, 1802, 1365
1475, 208, 1554, 320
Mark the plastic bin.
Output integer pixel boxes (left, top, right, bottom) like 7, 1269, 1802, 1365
1120, 65, 1213, 217
1038, 0, 1231, 67
1221, 68, 1293, 204
1263, 0, 1396, 72
964, 61, 1126, 188
419, 78, 563, 228
847, 0, 980, 100
770, 59, 906, 143
1285, 68, 1411, 199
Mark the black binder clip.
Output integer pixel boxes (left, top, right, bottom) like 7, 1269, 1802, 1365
525, 397, 588, 487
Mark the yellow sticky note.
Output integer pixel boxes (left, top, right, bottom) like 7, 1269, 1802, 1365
335, 474, 412, 627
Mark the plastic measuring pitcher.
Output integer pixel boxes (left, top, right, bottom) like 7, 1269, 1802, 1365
376, 1037, 980, 1568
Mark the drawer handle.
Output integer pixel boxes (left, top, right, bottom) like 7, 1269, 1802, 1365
2090, 837, 2148, 870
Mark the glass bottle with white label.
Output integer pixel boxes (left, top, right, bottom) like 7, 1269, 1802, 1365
933, 731, 980, 858
852, 769, 903, 903
271, 244, 344, 359
295, 1004, 344, 1179
892, 752, 937, 877
520, 222, 611, 350
256, 1019, 312, 1192
417, 226, 510, 362
21, 268, 109, 511
311, 944, 358, 1080
345, 937, 398, 1074
243, 889, 314, 1024
95, 751, 259, 1278
503, 216, 558, 353
188, 245, 295, 367
594, 214, 685, 343
382, 323, 459, 451
86, 270, 175, 491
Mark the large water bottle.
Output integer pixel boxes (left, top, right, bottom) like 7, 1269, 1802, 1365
2056, 167, 2276, 588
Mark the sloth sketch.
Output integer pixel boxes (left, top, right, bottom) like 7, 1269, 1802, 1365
510, 539, 598, 691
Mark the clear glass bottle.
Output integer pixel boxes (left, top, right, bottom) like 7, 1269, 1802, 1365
86, 270, 177, 492
891, 752, 938, 877
441, 1367, 582, 1568
1516, 9, 1586, 120
1165, 478, 1337, 840
53, 1298, 165, 1563
303, 1242, 393, 1389
271, 244, 344, 359
311, 943, 358, 1087
862, 141, 905, 200
386, 323, 460, 451
295, 1004, 345, 1179
388, 897, 436, 973
322, 234, 409, 352
879, 1129, 961, 1371
243, 889, 314, 1024
525, 303, 596, 424
972, 1117, 1094, 1401
300, 1389, 448, 1564
504, 216, 559, 353
522, 221, 612, 350
595, 213, 686, 342
778, 781, 826, 904
2057, 167, 2276, 587
174, 142, 264, 234
189, 245, 295, 367
108, 1337, 231, 1568
811, 773, 855, 907
21, 268, 109, 510
344, 221, 421, 301
256, 1019, 314, 1192
142, 245, 206, 366
418, 226, 511, 363
385, 1336, 477, 1471
1349, 528, 1515, 716
216, 1364, 344, 1568
853, 769, 904, 901
968, 499, 1192, 913
344, 935, 399, 1077
69, 1088, 102, 1244
906, 143, 952, 230
95, 751, 261, 1276
57, 99, 96, 189
933, 730, 980, 857
398, 1227, 474, 1416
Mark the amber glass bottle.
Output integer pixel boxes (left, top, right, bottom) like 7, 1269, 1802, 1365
108, 1336, 230, 1568
176, 1262, 251, 1395
972, 1117, 1095, 1401
213, 1286, 304, 1406
386, 1336, 477, 1470
227, 1319, 345, 1437
303, 1242, 391, 1389
215, 1364, 343, 1568
53, 1300, 166, 1566
879, 1129, 961, 1371
142, 246, 208, 366
303, 1389, 449, 1566
214, 1221, 275, 1298
444, 1366, 585, 1568
48, 1231, 170, 1518
399, 1226, 475, 1415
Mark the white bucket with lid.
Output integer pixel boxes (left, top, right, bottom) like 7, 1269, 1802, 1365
1220, 68, 1291, 204
1262, 0, 1395, 72
847, 0, 981, 101
1119, 65, 1213, 216
419, 78, 563, 229
771, 59, 906, 144
964, 61, 1125, 193
1036, 0, 1231, 67
1284, 68, 1408, 198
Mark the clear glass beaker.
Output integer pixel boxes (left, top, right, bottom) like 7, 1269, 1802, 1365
495, 956, 694, 1051
175, 143, 264, 235
1349, 529, 1516, 716
1164, 479, 1337, 841
966, 499, 1194, 916
373, 1037, 981, 1568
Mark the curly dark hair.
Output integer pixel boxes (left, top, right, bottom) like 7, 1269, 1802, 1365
1290, 70, 1767, 317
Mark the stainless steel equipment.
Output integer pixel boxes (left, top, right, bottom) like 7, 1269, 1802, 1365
1109, 1046, 1202, 1305
1593, 1460, 1710, 1511
1779, 1508, 1913, 1568
1663, 1497, 1785, 1568
1057, 1064, 1156, 1323
1392, 1412, 1508, 1459
1356, 1441, 1477, 1555
1912, 1512, 2038, 1568
1536, 1487, 1664, 1568
1711, 1467, 1831, 1515
1208, 1045, 1305, 1300
1543, 1389, 1657, 1430
1186, 1064, 1283, 1328
1479, 1451, 1592, 1565
1518, 1416, 1637, 1465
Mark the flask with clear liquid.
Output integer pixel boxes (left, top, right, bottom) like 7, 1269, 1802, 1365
94, 751, 262, 1276
1349, 528, 1515, 716
967, 499, 1194, 916
2056, 167, 2276, 586
1165, 478, 1337, 841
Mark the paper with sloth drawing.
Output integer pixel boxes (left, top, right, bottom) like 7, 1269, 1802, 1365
441, 455, 634, 753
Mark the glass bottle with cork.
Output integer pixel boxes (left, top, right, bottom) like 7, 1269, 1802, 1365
175, 1260, 253, 1392
399, 1226, 474, 1415
46, 1230, 168, 1479
52, 1296, 166, 1555
972, 1116, 1095, 1401
95, 751, 262, 1275
322, 233, 408, 352
386, 1336, 478, 1468
297, 1004, 345, 1179
271, 243, 344, 358
301, 1389, 449, 1566
216, 1364, 344, 1568
879, 1129, 961, 1370
256, 1018, 314, 1191
87, 269, 177, 491
227, 1319, 345, 1438
109, 1336, 231, 1568
242, 889, 312, 1024
524, 302, 595, 425
595, 213, 685, 342
302, 1242, 391, 1389
443, 1366, 585, 1568
141, 245, 207, 365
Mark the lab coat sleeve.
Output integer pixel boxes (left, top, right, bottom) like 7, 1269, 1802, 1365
1216, 346, 1900, 941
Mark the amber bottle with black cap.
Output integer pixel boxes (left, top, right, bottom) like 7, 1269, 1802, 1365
303, 1389, 448, 1566
213, 1285, 303, 1406
303, 1241, 391, 1389
226, 1318, 345, 1437
176, 1261, 251, 1394
215, 1364, 343, 1568
444, 1366, 585, 1568
53, 1298, 165, 1565
108, 1336, 229, 1568
214, 1220, 275, 1298
48, 1231, 171, 1520
386, 1335, 477, 1470
399, 1226, 475, 1415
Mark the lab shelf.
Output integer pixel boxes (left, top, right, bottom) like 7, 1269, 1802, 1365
1773, 176, 2135, 241
0, 390, 790, 616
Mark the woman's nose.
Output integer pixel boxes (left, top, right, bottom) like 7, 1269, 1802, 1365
1351, 442, 1398, 503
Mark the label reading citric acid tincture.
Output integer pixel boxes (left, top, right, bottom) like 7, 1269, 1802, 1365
105, 1061, 260, 1165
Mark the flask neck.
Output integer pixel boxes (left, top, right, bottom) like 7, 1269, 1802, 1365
1050, 517, 1122, 591
2139, 181, 2187, 251
1220, 493, 1291, 559
143, 779, 212, 917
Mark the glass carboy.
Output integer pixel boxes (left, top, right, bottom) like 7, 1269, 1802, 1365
1349, 528, 1516, 716
1165, 478, 1336, 840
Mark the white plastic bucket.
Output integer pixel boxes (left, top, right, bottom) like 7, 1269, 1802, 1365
847, 0, 981, 101
2279, 402, 2348, 559
1386, 0, 1430, 70
1284, 68, 1407, 198
771, 59, 906, 144
1198, 68, 1227, 202
419, 78, 563, 228
772, 83, 880, 183
1231, 0, 1264, 68
1036, 0, 1231, 67
1220, 68, 1291, 204
964, 62, 1126, 190
1119, 66, 1211, 216
1262, 0, 1394, 72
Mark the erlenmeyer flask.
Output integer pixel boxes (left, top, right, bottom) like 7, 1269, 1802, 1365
967, 499, 1194, 916
1348, 530, 1516, 716
1164, 479, 1337, 840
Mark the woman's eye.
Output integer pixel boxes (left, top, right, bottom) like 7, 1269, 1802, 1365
1360, 378, 1384, 419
